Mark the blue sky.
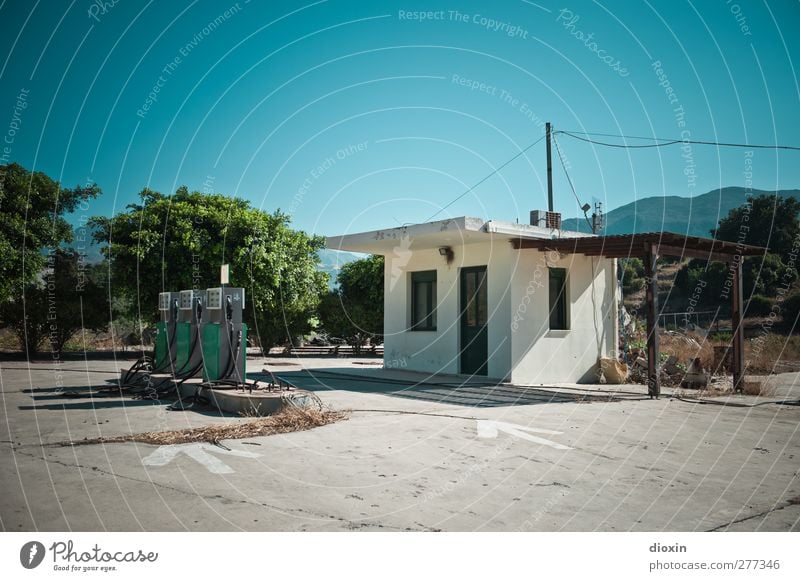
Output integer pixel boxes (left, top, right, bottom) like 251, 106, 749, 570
1, 0, 798, 237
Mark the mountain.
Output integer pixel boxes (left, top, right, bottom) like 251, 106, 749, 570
561, 187, 800, 236
317, 248, 367, 288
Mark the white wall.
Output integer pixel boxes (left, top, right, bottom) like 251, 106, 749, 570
383, 239, 513, 380
508, 248, 618, 384
383, 240, 618, 384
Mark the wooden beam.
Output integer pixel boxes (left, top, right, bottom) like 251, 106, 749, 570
731, 258, 745, 392
656, 243, 748, 262
644, 242, 660, 398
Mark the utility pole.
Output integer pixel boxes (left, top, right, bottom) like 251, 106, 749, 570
546, 122, 553, 212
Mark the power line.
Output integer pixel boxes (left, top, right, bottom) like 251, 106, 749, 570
556, 130, 800, 151
426, 135, 546, 222
559, 130, 670, 141
423, 126, 799, 226
559, 132, 682, 148
552, 134, 593, 231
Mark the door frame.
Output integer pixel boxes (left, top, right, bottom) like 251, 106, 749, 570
459, 265, 488, 376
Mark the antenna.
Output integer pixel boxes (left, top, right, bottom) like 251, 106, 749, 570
592, 202, 604, 234
546, 122, 553, 211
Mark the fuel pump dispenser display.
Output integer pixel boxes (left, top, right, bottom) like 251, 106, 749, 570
201, 287, 247, 384
154, 292, 180, 371
174, 289, 206, 378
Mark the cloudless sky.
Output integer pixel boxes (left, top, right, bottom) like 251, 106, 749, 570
1, 0, 798, 237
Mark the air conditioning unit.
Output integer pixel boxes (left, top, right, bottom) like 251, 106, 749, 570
529, 210, 545, 227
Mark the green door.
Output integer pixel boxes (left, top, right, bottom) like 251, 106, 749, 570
460, 266, 488, 376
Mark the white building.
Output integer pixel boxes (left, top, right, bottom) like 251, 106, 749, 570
326, 215, 619, 385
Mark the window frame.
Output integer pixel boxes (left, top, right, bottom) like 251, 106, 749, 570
548, 267, 569, 330
410, 270, 437, 331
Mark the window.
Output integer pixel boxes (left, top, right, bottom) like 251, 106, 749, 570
411, 270, 437, 330
549, 268, 568, 330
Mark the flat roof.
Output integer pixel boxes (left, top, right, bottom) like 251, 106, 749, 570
326, 216, 594, 254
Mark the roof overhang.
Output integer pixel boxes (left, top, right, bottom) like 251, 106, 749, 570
512, 232, 767, 261
326, 216, 594, 255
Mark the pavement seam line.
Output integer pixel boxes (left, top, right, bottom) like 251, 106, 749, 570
704, 500, 797, 531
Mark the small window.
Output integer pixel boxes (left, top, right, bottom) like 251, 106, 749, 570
411, 270, 437, 330
549, 268, 568, 330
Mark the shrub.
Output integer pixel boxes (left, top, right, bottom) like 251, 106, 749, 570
780, 292, 800, 329
620, 258, 644, 295
746, 295, 773, 317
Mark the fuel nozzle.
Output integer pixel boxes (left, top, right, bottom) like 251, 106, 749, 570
225, 295, 233, 321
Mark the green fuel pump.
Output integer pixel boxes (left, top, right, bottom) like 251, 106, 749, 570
201, 286, 247, 383
174, 289, 206, 378
154, 292, 180, 371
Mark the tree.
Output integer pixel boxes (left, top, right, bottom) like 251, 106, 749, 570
619, 258, 644, 295
673, 195, 800, 304
0, 283, 48, 356
0, 163, 100, 303
319, 255, 384, 353
712, 194, 800, 257
711, 194, 798, 298
0, 249, 108, 355
89, 188, 328, 349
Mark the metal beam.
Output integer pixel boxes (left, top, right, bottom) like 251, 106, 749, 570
731, 258, 745, 392
644, 242, 660, 398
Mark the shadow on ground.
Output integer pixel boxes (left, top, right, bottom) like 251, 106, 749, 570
256, 368, 627, 408
17, 383, 235, 417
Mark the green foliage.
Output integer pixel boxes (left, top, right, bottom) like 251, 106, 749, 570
0, 163, 100, 303
619, 258, 644, 295
710, 193, 799, 297
672, 195, 800, 303
676, 253, 796, 304
0, 249, 108, 355
742, 253, 796, 296
674, 260, 728, 298
708, 331, 732, 343
745, 294, 773, 317
712, 194, 800, 256
90, 188, 328, 349
319, 255, 384, 353
780, 292, 800, 329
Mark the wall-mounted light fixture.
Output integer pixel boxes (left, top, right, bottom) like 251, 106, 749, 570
438, 246, 454, 265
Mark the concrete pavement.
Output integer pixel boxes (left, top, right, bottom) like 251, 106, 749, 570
1, 356, 798, 531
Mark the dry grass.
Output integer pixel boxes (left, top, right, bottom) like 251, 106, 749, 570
55, 407, 348, 447
646, 331, 800, 376
659, 331, 715, 370
746, 334, 800, 373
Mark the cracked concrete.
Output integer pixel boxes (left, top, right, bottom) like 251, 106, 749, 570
1, 357, 799, 531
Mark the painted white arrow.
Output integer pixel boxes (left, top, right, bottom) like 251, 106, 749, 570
476, 420, 572, 450
142, 442, 260, 474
